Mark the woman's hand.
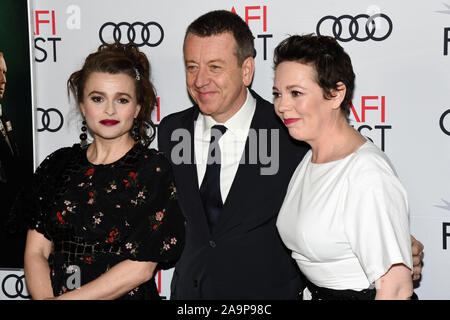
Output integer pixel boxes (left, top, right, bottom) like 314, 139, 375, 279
411, 235, 424, 281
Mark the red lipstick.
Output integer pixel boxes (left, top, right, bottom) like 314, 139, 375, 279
99, 119, 120, 126
284, 118, 300, 126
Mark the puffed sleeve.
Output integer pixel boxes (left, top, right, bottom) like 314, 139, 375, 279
9, 147, 72, 240
343, 154, 413, 284
121, 151, 185, 267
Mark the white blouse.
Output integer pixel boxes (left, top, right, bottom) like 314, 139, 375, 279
276, 141, 413, 291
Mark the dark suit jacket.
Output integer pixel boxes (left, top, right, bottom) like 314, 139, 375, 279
158, 90, 309, 299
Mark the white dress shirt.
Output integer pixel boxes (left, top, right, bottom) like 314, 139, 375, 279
194, 88, 256, 203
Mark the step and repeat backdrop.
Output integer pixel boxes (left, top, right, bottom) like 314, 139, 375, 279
1, 0, 449, 299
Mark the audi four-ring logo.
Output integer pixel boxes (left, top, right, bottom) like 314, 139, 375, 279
1, 274, 31, 299
99, 22, 164, 47
37, 107, 64, 132
440, 109, 450, 136
316, 14, 393, 42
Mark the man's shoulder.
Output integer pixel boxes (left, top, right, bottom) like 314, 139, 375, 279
249, 90, 310, 158
159, 106, 197, 129
157, 106, 198, 150
250, 89, 273, 107
250, 90, 286, 129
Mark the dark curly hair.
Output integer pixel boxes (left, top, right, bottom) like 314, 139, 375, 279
273, 34, 355, 119
67, 42, 157, 147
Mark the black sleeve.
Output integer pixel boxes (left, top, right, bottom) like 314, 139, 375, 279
120, 152, 185, 267
9, 147, 72, 240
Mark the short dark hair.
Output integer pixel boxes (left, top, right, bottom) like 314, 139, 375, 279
184, 10, 255, 65
273, 34, 355, 119
67, 42, 157, 146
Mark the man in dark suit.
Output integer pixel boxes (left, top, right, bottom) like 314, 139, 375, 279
158, 11, 308, 299
0, 51, 26, 268
158, 10, 424, 299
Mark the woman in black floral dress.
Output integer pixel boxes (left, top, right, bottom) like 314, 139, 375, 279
20, 43, 185, 300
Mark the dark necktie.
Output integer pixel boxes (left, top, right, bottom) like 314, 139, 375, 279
200, 124, 227, 231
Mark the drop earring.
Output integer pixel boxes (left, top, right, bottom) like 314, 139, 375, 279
132, 118, 140, 142
80, 119, 88, 147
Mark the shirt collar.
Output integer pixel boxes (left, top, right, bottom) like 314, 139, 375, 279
201, 88, 256, 140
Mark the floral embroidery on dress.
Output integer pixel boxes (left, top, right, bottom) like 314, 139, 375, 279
64, 200, 77, 213
123, 171, 139, 188
80, 255, 94, 265
149, 209, 166, 231
105, 180, 117, 193
125, 241, 140, 257
128, 286, 140, 296
85, 167, 95, 177
131, 186, 148, 206
55, 199, 79, 226
169, 182, 177, 199
160, 237, 178, 254
92, 212, 104, 228
107, 227, 120, 243
87, 191, 96, 205
56, 210, 68, 225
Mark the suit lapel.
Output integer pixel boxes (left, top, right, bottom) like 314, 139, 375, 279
173, 108, 211, 238
213, 93, 270, 235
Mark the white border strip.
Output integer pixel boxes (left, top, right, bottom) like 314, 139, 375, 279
26, 0, 37, 171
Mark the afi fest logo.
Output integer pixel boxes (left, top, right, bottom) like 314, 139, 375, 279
350, 96, 391, 151
231, 5, 273, 60
436, 106, 450, 251
435, 199, 450, 250
436, 3, 450, 55
32, 5, 81, 63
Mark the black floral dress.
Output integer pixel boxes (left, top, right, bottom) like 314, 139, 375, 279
21, 143, 185, 299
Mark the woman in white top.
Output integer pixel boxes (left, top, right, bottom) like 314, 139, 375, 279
273, 34, 415, 300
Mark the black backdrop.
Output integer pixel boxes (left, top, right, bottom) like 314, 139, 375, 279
0, 0, 34, 268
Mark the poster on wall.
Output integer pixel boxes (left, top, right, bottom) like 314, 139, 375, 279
0, 0, 34, 269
